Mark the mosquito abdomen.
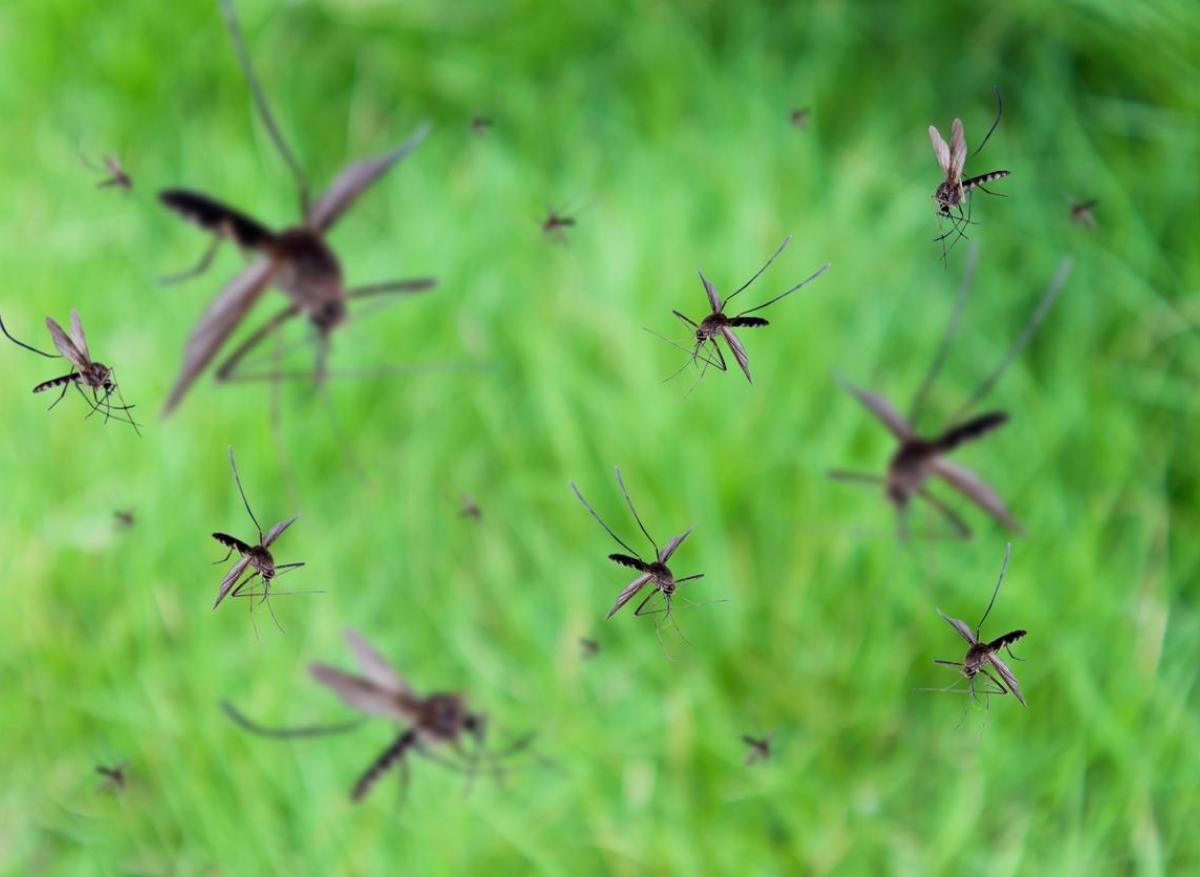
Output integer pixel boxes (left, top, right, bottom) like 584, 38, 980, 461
988, 629, 1027, 651
935, 411, 1008, 452
159, 189, 276, 250
963, 170, 1011, 191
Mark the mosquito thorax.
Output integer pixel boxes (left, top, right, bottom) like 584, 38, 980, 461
421, 693, 469, 739
248, 545, 275, 575
272, 228, 345, 317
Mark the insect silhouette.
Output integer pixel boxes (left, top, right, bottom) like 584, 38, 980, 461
580, 638, 601, 659
113, 510, 135, 530
471, 115, 493, 135
828, 255, 1073, 540
95, 763, 128, 791
223, 629, 536, 802
1066, 196, 1099, 229
159, 0, 436, 415
0, 309, 140, 433
929, 89, 1010, 258
742, 733, 776, 766
789, 107, 811, 129
82, 154, 133, 191
210, 448, 304, 623
541, 205, 578, 244
931, 543, 1027, 707
459, 494, 482, 520
570, 468, 704, 621
662, 235, 829, 384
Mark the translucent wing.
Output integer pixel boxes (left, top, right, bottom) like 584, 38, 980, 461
698, 268, 722, 312
309, 664, 409, 720
658, 528, 693, 563
937, 609, 978, 645
344, 629, 411, 696
929, 125, 951, 174
307, 123, 431, 233
606, 573, 652, 619
987, 653, 1026, 706
834, 373, 913, 439
262, 516, 299, 548
212, 555, 252, 609
69, 309, 91, 360
929, 458, 1024, 534
162, 258, 277, 415
949, 118, 967, 179
720, 326, 752, 383
45, 317, 87, 370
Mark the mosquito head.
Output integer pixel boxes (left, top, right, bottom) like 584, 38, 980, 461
311, 300, 347, 333
423, 693, 472, 741
463, 710, 487, 745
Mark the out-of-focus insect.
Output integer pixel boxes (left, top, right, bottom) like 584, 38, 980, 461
222, 629, 537, 802
82, 154, 133, 191
660, 236, 829, 384
828, 255, 1072, 540
570, 468, 704, 622
159, 0, 435, 415
95, 762, 127, 791
211, 448, 304, 624
0, 309, 140, 432
459, 494, 482, 520
541, 204, 578, 244
930, 543, 1027, 707
114, 510, 135, 530
471, 115, 493, 135
742, 733, 776, 766
789, 107, 810, 129
1066, 196, 1098, 229
929, 89, 1010, 258
580, 638, 600, 659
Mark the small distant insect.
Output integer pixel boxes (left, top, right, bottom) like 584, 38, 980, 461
660, 236, 829, 384
223, 629, 536, 802
789, 107, 810, 128
159, 0, 435, 414
829, 255, 1072, 539
580, 638, 600, 659
210, 448, 304, 623
114, 510, 135, 530
931, 543, 1027, 707
742, 733, 775, 766
0, 309, 140, 432
1066, 196, 1099, 229
459, 494, 482, 520
82, 154, 133, 191
95, 762, 127, 791
570, 468, 704, 622
471, 115, 493, 135
929, 89, 1010, 258
541, 205, 578, 244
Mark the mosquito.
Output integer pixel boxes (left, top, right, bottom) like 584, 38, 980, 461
541, 205, 578, 244
931, 543, 1027, 707
580, 638, 600, 659
828, 254, 1073, 539
929, 88, 1010, 258
1066, 196, 1098, 229
742, 733, 776, 766
114, 510, 135, 530
159, 0, 436, 415
570, 467, 704, 622
459, 494, 482, 520
789, 107, 810, 129
82, 154, 133, 191
471, 115, 493, 135
210, 448, 304, 625
222, 629, 537, 803
95, 763, 128, 791
0, 309, 140, 432
663, 235, 829, 384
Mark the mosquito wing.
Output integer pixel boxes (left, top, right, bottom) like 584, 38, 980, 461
986, 652, 1026, 706
162, 258, 277, 415
262, 516, 299, 548
213, 555, 252, 609
309, 664, 410, 721
720, 326, 752, 383
69, 310, 91, 360
307, 123, 431, 233
834, 374, 913, 440
344, 629, 411, 696
698, 268, 722, 312
929, 458, 1024, 534
658, 527, 694, 563
45, 317, 87, 370
949, 118, 967, 180
928, 125, 951, 176
936, 609, 978, 645
606, 573, 652, 619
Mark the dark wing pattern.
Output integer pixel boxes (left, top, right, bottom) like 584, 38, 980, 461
606, 574, 652, 619
158, 189, 276, 250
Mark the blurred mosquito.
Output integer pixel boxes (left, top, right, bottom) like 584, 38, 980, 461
159, 0, 436, 415
742, 733, 776, 766
570, 468, 704, 624
223, 629, 538, 802
114, 510, 135, 530
210, 448, 306, 628
459, 494, 482, 520
929, 88, 1010, 260
789, 107, 810, 128
82, 154, 133, 191
471, 115, 493, 135
580, 638, 600, 659
655, 236, 829, 384
95, 762, 127, 791
828, 254, 1072, 540
1066, 196, 1098, 229
0, 309, 140, 433
928, 543, 1027, 707
541, 205, 578, 244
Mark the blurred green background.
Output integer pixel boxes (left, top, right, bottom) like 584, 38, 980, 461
1, 0, 1197, 873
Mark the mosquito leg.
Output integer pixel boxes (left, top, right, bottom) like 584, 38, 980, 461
214, 303, 303, 384
915, 488, 972, 540
978, 667, 1009, 697
220, 700, 364, 738
347, 279, 438, 299
933, 659, 963, 668
159, 236, 222, 285
47, 379, 74, 411
229, 570, 261, 601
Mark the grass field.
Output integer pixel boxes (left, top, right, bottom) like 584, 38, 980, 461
1, 0, 1198, 874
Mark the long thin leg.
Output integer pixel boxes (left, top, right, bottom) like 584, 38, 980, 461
915, 487, 972, 540
159, 236, 222, 285
569, 481, 642, 558
226, 448, 264, 541
48, 379, 75, 411
826, 469, 885, 487
909, 244, 977, 425
613, 467, 658, 557
0, 312, 59, 358
347, 279, 437, 299
220, 700, 365, 738
975, 543, 1012, 636
214, 303, 302, 383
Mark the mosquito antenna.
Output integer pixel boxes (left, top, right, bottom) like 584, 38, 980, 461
909, 243, 978, 426
614, 467, 659, 557
220, 700, 364, 738
736, 261, 831, 317
969, 86, 1003, 159
227, 447, 264, 541
976, 543, 1012, 637
218, 0, 310, 218
719, 235, 792, 310
569, 481, 641, 558
0, 312, 59, 358
951, 258, 1072, 421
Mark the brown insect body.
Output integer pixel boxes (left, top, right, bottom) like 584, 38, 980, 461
929, 116, 1011, 217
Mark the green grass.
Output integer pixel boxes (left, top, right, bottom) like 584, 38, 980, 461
1, 0, 1198, 874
